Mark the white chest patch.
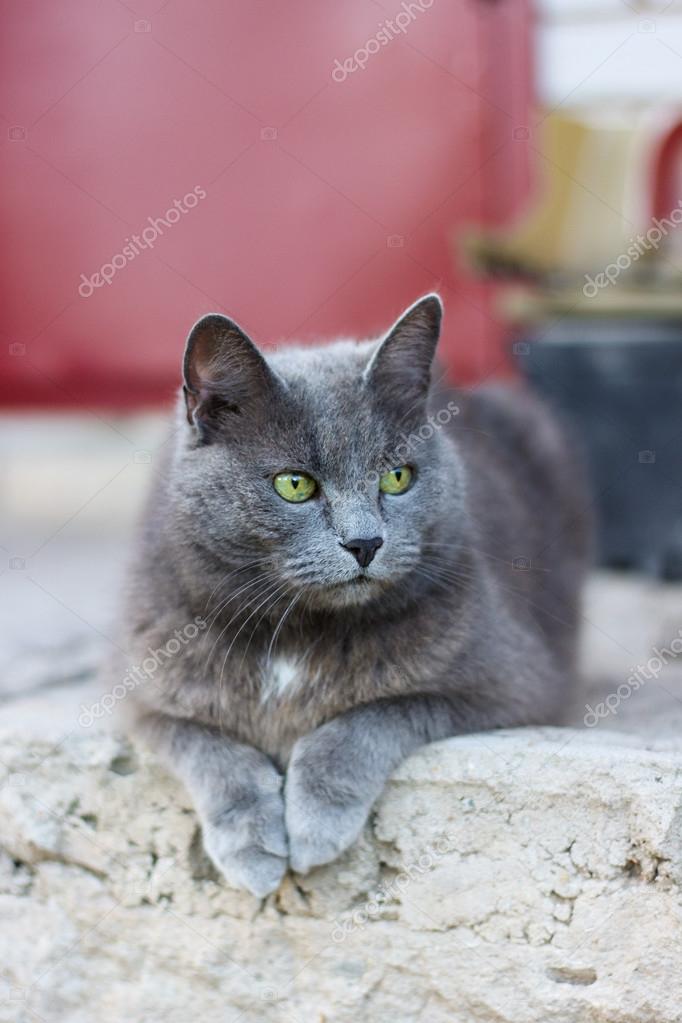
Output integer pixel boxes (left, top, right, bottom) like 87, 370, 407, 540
260, 655, 303, 703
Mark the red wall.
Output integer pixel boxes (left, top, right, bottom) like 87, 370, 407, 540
0, 0, 531, 409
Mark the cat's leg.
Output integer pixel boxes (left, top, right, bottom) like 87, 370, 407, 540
135, 712, 288, 897
285, 695, 483, 874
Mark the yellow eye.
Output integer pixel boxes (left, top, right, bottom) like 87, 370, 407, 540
379, 465, 413, 495
273, 472, 317, 503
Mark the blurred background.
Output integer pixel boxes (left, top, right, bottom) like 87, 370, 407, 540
1, 0, 682, 735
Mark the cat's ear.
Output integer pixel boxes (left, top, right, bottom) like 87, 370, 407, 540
364, 294, 443, 411
182, 314, 280, 435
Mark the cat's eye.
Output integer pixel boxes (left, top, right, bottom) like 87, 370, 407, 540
379, 465, 413, 495
273, 471, 317, 503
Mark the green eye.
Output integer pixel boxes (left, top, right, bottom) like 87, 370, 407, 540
379, 465, 413, 495
273, 472, 317, 503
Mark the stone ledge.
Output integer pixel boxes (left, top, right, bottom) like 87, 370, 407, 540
1, 725, 681, 1023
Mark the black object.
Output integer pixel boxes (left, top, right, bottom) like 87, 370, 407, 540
516, 318, 682, 579
341, 536, 384, 568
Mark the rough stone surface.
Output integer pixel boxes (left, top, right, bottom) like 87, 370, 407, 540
1, 723, 682, 1023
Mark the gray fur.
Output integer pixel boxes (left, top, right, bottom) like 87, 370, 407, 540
115, 295, 591, 896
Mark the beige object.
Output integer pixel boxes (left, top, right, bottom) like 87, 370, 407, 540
1, 720, 682, 1023
462, 110, 667, 280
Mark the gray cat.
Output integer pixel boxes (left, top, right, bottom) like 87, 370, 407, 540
117, 295, 590, 897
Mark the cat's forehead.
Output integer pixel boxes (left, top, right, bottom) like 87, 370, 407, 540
265, 338, 393, 471
267, 338, 375, 385
269, 339, 381, 423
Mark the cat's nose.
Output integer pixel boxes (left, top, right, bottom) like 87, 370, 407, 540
341, 536, 384, 568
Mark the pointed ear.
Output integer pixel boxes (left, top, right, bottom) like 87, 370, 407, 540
364, 294, 443, 412
182, 314, 280, 436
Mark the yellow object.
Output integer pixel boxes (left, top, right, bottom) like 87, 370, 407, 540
461, 110, 661, 279
379, 466, 413, 495
273, 472, 317, 503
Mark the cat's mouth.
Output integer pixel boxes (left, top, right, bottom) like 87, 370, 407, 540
331, 574, 372, 588
290, 567, 387, 608
316, 573, 382, 606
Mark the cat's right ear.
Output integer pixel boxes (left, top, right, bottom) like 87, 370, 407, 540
364, 294, 443, 413
182, 314, 280, 436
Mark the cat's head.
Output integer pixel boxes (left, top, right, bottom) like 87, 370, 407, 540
173, 295, 464, 611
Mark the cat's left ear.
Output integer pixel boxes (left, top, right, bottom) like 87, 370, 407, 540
364, 294, 443, 409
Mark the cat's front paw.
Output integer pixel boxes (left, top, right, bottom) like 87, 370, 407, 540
285, 747, 372, 874
201, 783, 288, 898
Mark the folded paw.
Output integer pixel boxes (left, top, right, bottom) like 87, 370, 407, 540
285, 762, 371, 875
201, 785, 288, 897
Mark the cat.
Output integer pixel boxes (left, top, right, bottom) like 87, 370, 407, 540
117, 294, 591, 897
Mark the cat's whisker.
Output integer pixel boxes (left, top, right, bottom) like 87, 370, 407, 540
203, 571, 278, 633
203, 561, 275, 620
297, 589, 316, 643
414, 561, 479, 595
216, 580, 291, 702
422, 555, 575, 634
265, 590, 303, 668
412, 566, 462, 594
423, 542, 492, 568
204, 580, 263, 633
423, 540, 542, 572
419, 555, 478, 581
239, 584, 296, 674
202, 575, 280, 669
202, 557, 272, 611
212, 579, 288, 730
204, 565, 253, 610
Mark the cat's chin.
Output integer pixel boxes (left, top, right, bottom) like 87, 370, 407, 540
306, 575, 382, 610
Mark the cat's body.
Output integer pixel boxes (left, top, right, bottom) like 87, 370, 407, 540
117, 296, 590, 896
